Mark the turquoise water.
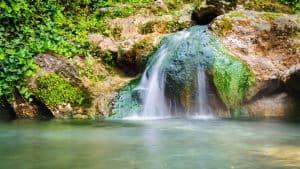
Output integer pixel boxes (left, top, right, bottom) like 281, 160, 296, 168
0, 119, 300, 169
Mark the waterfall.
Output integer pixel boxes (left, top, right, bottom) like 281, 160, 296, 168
130, 26, 214, 119
134, 30, 192, 119
193, 68, 214, 119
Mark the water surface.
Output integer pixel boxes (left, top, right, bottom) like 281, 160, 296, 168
0, 119, 300, 169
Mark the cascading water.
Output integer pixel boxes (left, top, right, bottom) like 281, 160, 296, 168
193, 68, 213, 119
134, 26, 215, 119
136, 30, 192, 118
112, 26, 220, 119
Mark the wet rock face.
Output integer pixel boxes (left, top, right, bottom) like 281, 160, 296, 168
209, 10, 300, 118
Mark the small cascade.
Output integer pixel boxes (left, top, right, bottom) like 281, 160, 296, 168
193, 68, 214, 119
112, 26, 219, 120
136, 31, 192, 118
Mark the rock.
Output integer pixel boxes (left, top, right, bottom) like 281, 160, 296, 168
242, 92, 299, 118
88, 4, 193, 75
33, 54, 81, 84
192, 6, 223, 25
210, 11, 300, 100
21, 54, 130, 119
192, 0, 295, 24
12, 100, 39, 119
209, 10, 300, 117
10, 92, 53, 119
192, 0, 238, 24
154, 0, 168, 12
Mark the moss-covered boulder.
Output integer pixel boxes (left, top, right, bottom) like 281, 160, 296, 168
192, 0, 297, 25
212, 44, 254, 117
12, 54, 130, 119
209, 10, 300, 118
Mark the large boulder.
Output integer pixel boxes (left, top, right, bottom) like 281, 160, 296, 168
17, 54, 130, 119
209, 10, 300, 118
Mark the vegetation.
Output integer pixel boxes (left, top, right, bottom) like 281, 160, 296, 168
279, 0, 300, 11
35, 73, 90, 106
0, 0, 154, 102
212, 16, 233, 36
241, 0, 298, 13
212, 46, 254, 116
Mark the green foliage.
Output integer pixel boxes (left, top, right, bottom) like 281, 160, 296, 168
0, 49, 38, 101
0, 0, 153, 102
279, 0, 300, 11
0, 0, 88, 101
35, 73, 89, 106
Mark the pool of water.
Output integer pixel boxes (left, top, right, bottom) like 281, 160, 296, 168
0, 118, 300, 169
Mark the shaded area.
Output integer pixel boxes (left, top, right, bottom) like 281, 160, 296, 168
0, 98, 16, 120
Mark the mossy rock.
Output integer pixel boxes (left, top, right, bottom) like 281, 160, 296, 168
35, 73, 91, 107
193, 0, 296, 25
212, 46, 254, 110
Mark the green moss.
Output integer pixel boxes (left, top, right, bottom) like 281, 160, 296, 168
228, 11, 246, 18
163, 0, 193, 10
260, 13, 281, 21
139, 20, 190, 35
212, 46, 254, 112
166, 20, 190, 32
79, 67, 106, 82
35, 73, 90, 106
214, 16, 233, 36
139, 21, 160, 34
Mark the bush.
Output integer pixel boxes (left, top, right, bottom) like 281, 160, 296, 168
0, 0, 152, 102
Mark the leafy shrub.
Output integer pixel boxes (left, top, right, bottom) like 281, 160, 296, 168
0, 0, 152, 102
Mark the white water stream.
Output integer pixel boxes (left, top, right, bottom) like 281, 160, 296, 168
128, 27, 214, 119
